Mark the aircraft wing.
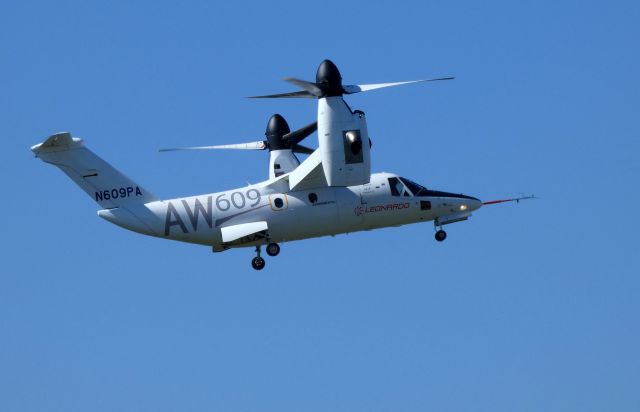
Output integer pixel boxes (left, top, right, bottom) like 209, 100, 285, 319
220, 221, 269, 246
287, 149, 328, 191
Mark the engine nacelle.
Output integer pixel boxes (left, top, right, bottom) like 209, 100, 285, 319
318, 97, 371, 187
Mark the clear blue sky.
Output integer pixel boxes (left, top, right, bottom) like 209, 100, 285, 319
2, 1, 639, 411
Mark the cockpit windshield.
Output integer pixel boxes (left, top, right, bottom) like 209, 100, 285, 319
400, 178, 427, 196
387, 177, 428, 197
388, 177, 411, 196
387, 176, 479, 201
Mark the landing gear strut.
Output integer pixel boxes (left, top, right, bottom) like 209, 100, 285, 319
251, 245, 266, 270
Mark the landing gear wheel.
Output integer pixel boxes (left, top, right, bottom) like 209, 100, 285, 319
266, 243, 280, 257
251, 256, 266, 270
435, 229, 447, 242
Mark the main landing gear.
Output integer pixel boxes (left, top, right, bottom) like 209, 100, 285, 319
251, 242, 280, 270
251, 253, 265, 270
266, 242, 280, 257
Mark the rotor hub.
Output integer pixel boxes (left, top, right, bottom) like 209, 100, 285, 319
265, 114, 291, 151
315, 59, 343, 97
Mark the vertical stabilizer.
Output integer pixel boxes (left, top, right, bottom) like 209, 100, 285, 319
31, 132, 159, 209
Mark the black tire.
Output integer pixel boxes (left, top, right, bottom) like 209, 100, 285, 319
435, 230, 447, 242
266, 243, 280, 257
251, 256, 266, 270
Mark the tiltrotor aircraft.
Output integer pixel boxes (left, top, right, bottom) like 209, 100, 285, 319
31, 60, 531, 270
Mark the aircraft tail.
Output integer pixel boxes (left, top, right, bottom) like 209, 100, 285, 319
31, 132, 160, 208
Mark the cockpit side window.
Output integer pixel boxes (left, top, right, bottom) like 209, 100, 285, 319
388, 177, 401, 196
388, 177, 411, 197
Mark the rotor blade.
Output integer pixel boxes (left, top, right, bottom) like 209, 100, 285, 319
248, 90, 315, 99
283, 77, 324, 96
342, 77, 455, 94
159, 141, 267, 152
292, 144, 314, 155
283, 121, 318, 145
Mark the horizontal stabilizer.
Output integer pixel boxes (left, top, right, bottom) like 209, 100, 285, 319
31, 132, 81, 153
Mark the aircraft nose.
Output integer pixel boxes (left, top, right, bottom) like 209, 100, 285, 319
469, 197, 482, 211
419, 189, 482, 211
456, 197, 482, 212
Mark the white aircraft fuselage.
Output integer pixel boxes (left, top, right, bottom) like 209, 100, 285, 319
97, 171, 481, 252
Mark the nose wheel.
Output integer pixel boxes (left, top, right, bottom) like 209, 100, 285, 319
434, 219, 448, 242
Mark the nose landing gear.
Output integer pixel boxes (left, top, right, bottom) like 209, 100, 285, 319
250, 242, 281, 270
434, 220, 447, 242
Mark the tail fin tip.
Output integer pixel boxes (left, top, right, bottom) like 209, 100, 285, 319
31, 132, 83, 155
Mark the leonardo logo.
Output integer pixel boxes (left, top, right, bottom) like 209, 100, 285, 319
366, 202, 410, 213
355, 202, 411, 215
